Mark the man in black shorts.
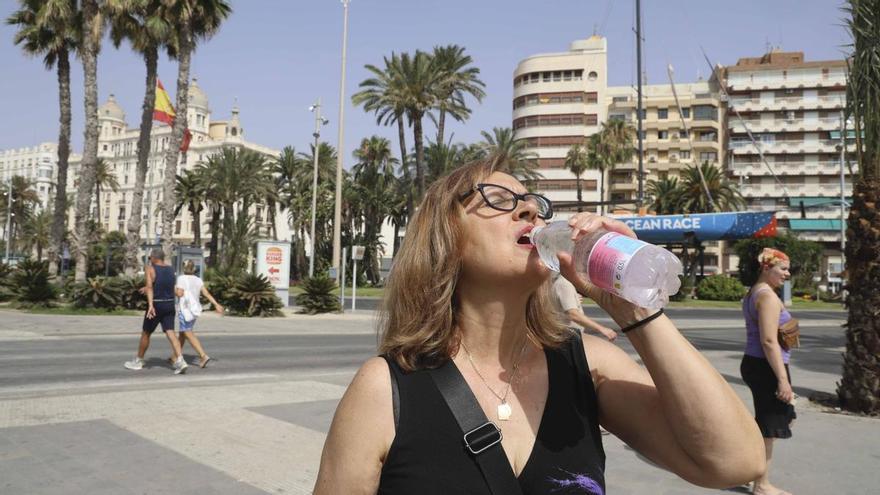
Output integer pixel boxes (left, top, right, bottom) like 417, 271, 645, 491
124, 249, 188, 374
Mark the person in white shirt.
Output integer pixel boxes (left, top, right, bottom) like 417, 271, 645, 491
174, 260, 224, 368
552, 272, 618, 341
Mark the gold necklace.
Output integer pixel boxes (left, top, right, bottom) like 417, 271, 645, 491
460, 338, 530, 421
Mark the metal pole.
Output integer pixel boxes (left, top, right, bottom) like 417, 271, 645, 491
309, 98, 324, 278
839, 110, 846, 278
340, 246, 347, 312
4, 180, 11, 263
352, 257, 357, 311
635, 0, 645, 207
332, 0, 351, 283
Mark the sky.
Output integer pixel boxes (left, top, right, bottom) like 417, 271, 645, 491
0, 0, 851, 164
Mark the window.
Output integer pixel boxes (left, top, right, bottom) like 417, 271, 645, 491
698, 131, 717, 142
587, 71, 598, 81
585, 114, 598, 125
680, 150, 691, 159
657, 108, 669, 119
693, 105, 717, 121
699, 152, 718, 162
609, 114, 626, 122
175, 220, 182, 235
679, 130, 688, 139
658, 130, 669, 140
542, 72, 551, 82
638, 109, 647, 119
585, 92, 598, 104
681, 107, 691, 118
553, 71, 562, 82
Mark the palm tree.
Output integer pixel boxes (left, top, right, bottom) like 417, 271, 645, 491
646, 177, 682, 215
297, 143, 338, 268
23, 209, 52, 261
0, 176, 41, 256
198, 149, 238, 267
105, 0, 173, 275
275, 146, 310, 279
479, 127, 543, 185
353, 53, 410, 196
598, 119, 636, 211
158, 0, 231, 258
676, 162, 744, 213
430, 45, 486, 146
7, 0, 79, 277
838, 0, 880, 414
564, 143, 589, 211
93, 159, 120, 227
584, 133, 607, 214
351, 136, 398, 284
399, 51, 440, 198
174, 168, 206, 247
70, 0, 104, 282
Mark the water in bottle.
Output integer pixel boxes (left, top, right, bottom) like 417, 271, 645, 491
530, 221, 683, 308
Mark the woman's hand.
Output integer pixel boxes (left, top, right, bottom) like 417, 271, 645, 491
776, 379, 794, 404
556, 213, 653, 327
215, 304, 224, 315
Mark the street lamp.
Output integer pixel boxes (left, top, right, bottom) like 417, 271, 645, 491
3, 179, 13, 264
309, 99, 329, 278
332, 0, 351, 283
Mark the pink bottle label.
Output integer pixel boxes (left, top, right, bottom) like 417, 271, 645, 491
587, 232, 647, 296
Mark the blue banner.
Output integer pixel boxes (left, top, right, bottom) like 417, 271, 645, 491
615, 212, 777, 243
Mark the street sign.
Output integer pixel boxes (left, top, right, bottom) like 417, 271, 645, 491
352, 245, 365, 261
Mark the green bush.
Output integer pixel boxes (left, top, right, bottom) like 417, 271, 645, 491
296, 275, 341, 314
117, 275, 148, 311
72, 277, 124, 310
227, 273, 283, 317
205, 268, 237, 309
11, 259, 58, 307
695, 275, 748, 301
0, 261, 14, 302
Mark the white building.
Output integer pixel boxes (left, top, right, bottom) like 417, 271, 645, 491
723, 50, 851, 275
65, 79, 284, 247
512, 35, 609, 212
0, 142, 62, 211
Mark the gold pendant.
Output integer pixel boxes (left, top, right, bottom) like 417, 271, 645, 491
497, 401, 512, 421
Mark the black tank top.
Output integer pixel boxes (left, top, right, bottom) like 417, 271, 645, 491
379, 332, 606, 494
151, 263, 176, 301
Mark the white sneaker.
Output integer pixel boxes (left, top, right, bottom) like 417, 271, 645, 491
173, 357, 188, 375
124, 357, 145, 370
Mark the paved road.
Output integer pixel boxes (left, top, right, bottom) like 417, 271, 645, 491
1, 309, 877, 494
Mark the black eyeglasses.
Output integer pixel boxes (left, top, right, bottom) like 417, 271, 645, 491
460, 183, 554, 219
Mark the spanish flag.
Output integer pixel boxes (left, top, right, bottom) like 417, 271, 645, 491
153, 78, 193, 152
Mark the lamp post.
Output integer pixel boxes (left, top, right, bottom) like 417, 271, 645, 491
4, 179, 12, 263
332, 0, 351, 283
308, 99, 329, 277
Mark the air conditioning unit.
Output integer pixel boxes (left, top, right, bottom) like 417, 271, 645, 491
670, 155, 679, 163
648, 156, 657, 163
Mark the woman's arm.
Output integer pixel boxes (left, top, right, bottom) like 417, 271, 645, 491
313, 357, 395, 495
558, 214, 765, 488
200, 286, 224, 314
566, 310, 617, 341
756, 290, 793, 403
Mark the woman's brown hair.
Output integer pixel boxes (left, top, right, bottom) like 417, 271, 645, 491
378, 159, 570, 371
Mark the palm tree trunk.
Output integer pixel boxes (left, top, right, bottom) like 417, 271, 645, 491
397, 117, 414, 217
837, 176, 880, 413
48, 47, 71, 279
73, 0, 101, 283
437, 109, 446, 147
191, 206, 201, 247
95, 184, 101, 227
208, 204, 220, 267
124, 46, 158, 276
162, 28, 193, 259
599, 168, 606, 216
413, 115, 426, 199
576, 177, 583, 213
392, 222, 401, 257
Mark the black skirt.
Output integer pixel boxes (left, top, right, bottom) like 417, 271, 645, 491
740, 355, 796, 439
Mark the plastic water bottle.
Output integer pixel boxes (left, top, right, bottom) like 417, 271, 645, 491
530, 221, 683, 308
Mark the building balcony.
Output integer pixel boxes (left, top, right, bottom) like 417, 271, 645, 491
726, 75, 847, 92
513, 125, 593, 140
728, 95, 845, 113
513, 102, 587, 119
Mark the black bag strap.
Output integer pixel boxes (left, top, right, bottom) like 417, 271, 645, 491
430, 360, 524, 495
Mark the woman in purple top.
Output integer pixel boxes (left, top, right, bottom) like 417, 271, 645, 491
740, 247, 796, 495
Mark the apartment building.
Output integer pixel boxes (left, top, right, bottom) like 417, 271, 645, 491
64, 79, 283, 247
0, 142, 65, 211
723, 50, 850, 273
512, 35, 609, 213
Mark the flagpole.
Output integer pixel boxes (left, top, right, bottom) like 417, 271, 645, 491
332, 0, 350, 284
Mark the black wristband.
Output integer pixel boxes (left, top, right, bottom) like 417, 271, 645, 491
620, 308, 664, 333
